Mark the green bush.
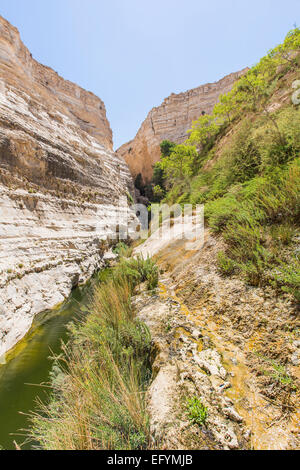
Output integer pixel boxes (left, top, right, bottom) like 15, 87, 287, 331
220, 121, 261, 184
186, 397, 208, 426
160, 140, 176, 157
271, 257, 300, 301
113, 241, 128, 255
205, 194, 240, 233
270, 361, 295, 387
114, 256, 159, 291
270, 223, 295, 246
205, 160, 299, 296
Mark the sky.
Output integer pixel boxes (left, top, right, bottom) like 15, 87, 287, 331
0, 0, 298, 149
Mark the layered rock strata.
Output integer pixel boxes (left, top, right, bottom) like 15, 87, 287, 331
117, 69, 248, 182
0, 16, 137, 358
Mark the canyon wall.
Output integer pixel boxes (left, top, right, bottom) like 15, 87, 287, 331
0, 16, 137, 358
117, 69, 248, 182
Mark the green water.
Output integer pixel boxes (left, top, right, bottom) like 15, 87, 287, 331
0, 280, 96, 450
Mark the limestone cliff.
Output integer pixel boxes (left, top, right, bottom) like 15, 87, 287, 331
0, 16, 136, 357
117, 69, 248, 182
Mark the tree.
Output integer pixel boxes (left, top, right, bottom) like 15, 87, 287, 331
187, 114, 220, 148
160, 144, 197, 189
214, 92, 236, 123
153, 185, 165, 202
234, 68, 287, 145
134, 173, 145, 195
268, 27, 300, 67
160, 140, 176, 157
152, 162, 165, 188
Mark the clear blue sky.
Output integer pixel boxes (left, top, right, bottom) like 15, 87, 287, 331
0, 0, 298, 149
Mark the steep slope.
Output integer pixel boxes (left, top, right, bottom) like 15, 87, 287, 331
131, 30, 300, 450
156, 29, 300, 303
0, 16, 137, 358
132, 29, 300, 449
117, 69, 248, 182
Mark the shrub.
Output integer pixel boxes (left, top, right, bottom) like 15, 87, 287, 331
270, 361, 295, 387
114, 256, 159, 291
270, 223, 295, 246
186, 397, 208, 426
113, 242, 133, 258
205, 160, 299, 296
223, 224, 265, 263
160, 140, 176, 157
217, 251, 235, 276
152, 164, 166, 195
205, 194, 240, 233
271, 257, 300, 301
146, 269, 159, 291
220, 121, 261, 184
241, 259, 266, 287
152, 185, 165, 201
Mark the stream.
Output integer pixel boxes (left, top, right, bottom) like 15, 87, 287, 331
0, 278, 99, 450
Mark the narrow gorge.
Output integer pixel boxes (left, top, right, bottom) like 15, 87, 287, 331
0, 14, 299, 453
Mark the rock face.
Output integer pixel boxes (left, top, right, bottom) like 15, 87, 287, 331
0, 16, 137, 358
133, 288, 246, 450
117, 69, 248, 182
0, 16, 113, 150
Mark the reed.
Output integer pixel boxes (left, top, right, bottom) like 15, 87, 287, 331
29, 257, 156, 450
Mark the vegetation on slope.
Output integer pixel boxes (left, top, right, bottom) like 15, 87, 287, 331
29, 255, 158, 450
150, 28, 300, 300
27, 29, 300, 451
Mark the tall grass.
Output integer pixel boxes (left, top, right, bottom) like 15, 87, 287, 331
29, 257, 158, 450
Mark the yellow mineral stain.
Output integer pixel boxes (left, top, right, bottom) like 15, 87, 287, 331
156, 245, 299, 451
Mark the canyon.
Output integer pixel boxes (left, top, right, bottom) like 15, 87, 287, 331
0, 13, 298, 452
0, 16, 137, 358
0, 15, 247, 359
117, 68, 248, 182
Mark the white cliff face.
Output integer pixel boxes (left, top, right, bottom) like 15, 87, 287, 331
0, 16, 138, 358
0, 188, 137, 358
